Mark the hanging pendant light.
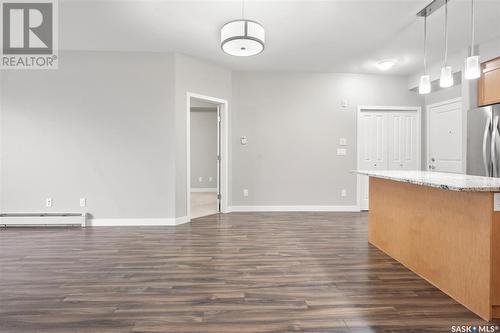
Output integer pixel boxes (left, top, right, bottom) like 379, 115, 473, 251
419, 16, 431, 94
440, 66, 453, 87
465, 0, 481, 80
440, 0, 454, 88
220, 0, 265, 57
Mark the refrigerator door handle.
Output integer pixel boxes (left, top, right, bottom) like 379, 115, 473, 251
483, 117, 492, 176
492, 116, 499, 177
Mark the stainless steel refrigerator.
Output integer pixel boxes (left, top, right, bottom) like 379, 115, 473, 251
467, 104, 500, 177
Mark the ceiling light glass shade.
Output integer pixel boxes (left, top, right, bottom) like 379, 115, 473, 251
465, 55, 481, 80
221, 20, 265, 56
376, 59, 396, 71
419, 75, 431, 94
440, 66, 454, 88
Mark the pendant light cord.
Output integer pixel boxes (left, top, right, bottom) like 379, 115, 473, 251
241, 0, 245, 19
423, 16, 427, 74
471, 0, 475, 56
443, 0, 448, 66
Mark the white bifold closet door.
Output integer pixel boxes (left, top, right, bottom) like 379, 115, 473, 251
359, 110, 419, 210
387, 113, 419, 170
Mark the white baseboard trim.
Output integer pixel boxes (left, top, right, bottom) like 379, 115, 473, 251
175, 216, 191, 225
87, 216, 190, 227
191, 188, 217, 193
228, 205, 360, 212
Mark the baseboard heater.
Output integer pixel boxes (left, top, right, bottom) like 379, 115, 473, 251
0, 213, 87, 227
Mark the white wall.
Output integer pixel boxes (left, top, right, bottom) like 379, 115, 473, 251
190, 108, 218, 189
174, 54, 232, 217
0, 52, 233, 221
0, 51, 176, 219
0, 51, 428, 219
231, 72, 423, 208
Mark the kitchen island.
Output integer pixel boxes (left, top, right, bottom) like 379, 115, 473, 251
355, 170, 500, 321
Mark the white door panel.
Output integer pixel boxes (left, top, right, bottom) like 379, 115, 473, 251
388, 113, 418, 170
403, 115, 418, 169
359, 109, 420, 210
428, 99, 463, 173
388, 114, 403, 170
359, 112, 388, 210
360, 113, 387, 170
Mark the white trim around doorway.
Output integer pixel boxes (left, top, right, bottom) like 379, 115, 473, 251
186, 92, 229, 222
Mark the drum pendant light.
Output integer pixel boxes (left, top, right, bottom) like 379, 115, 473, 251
221, 0, 265, 57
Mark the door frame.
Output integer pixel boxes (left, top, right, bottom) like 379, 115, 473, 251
186, 92, 229, 221
425, 97, 464, 174
356, 105, 422, 210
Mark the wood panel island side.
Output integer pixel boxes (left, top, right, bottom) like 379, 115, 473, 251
356, 170, 500, 321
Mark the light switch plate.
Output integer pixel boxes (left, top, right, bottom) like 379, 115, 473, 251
80, 198, 86, 207
337, 148, 347, 156
494, 193, 500, 211
341, 100, 349, 108
339, 138, 347, 146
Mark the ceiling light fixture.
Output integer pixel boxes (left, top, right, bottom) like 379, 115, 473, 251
220, 0, 265, 57
377, 59, 396, 71
419, 15, 431, 94
439, 0, 454, 88
464, 0, 480, 80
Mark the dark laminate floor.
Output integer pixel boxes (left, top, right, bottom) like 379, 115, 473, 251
0, 212, 493, 332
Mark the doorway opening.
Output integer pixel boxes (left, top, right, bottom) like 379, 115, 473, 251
187, 93, 228, 220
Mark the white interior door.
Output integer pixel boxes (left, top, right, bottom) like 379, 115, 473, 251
359, 112, 388, 210
427, 99, 463, 173
388, 113, 418, 170
358, 108, 421, 210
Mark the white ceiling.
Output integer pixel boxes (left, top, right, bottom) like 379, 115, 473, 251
61, 0, 500, 75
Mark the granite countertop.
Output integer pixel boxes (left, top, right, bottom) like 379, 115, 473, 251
354, 170, 500, 192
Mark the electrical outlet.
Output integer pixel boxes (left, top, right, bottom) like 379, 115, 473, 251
46, 198, 52, 207
80, 198, 86, 207
198, 177, 203, 183
339, 138, 347, 146
341, 189, 347, 197
243, 189, 249, 197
